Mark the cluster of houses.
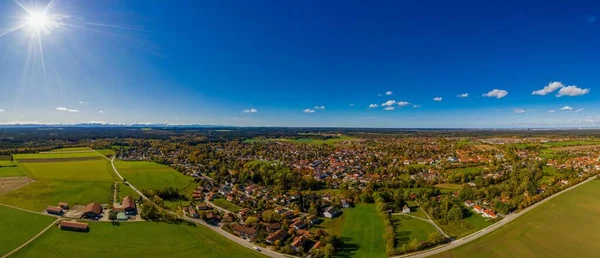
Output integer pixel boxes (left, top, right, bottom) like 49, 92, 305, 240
229, 210, 322, 253
464, 200, 497, 219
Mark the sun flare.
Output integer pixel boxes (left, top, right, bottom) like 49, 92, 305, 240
27, 12, 48, 31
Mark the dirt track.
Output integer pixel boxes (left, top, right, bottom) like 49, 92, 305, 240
16, 156, 105, 163
0, 176, 34, 195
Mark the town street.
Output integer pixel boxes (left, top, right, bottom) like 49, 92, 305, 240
395, 176, 597, 258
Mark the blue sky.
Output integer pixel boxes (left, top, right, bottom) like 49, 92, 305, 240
0, 0, 599, 127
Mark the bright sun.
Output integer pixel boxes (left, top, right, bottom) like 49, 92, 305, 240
27, 12, 48, 30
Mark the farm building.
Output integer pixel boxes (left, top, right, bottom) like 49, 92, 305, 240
59, 220, 89, 232
83, 203, 102, 219
58, 202, 69, 209
402, 205, 411, 213
122, 196, 137, 215
46, 206, 63, 215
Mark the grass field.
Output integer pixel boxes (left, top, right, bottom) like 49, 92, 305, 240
117, 182, 139, 200
438, 180, 600, 258
406, 201, 429, 219
48, 147, 91, 152
0, 161, 28, 177
541, 140, 600, 148
436, 211, 494, 239
12, 221, 265, 258
115, 161, 193, 190
0, 205, 56, 256
94, 149, 116, 157
20, 160, 117, 182
211, 198, 242, 213
0, 180, 112, 211
392, 215, 438, 248
311, 213, 347, 236
337, 204, 387, 258
14, 152, 101, 159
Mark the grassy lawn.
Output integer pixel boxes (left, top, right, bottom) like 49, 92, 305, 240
541, 140, 600, 148
406, 201, 429, 219
19, 160, 117, 182
12, 222, 265, 258
0, 161, 28, 177
337, 204, 387, 258
117, 182, 140, 200
438, 180, 600, 258
434, 210, 495, 240
311, 212, 347, 236
115, 161, 193, 190
0, 205, 56, 256
211, 198, 242, 213
0, 180, 112, 212
392, 215, 437, 248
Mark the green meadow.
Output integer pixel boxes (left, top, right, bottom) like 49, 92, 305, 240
0, 205, 56, 256
114, 161, 193, 190
12, 222, 265, 258
0, 161, 28, 177
0, 180, 112, 211
438, 180, 600, 258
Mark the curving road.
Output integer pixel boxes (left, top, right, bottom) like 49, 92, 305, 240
395, 175, 597, 258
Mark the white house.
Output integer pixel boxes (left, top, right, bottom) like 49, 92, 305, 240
323, 207, 339, 219
402, 205, 411, 214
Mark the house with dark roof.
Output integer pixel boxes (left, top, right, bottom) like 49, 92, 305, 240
122, 196, 136, 215
231, 223, 257, 238
266, 229, 287, 244
323, 207, 339, 219
264, 223, 281, 232
83, 203, 102, 219
291, 235, 307, 252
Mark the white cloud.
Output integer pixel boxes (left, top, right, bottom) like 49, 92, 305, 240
433, 97, 442, 101
548, 110, 556, 113
561, 106, 573, 110
532, 81, 563, 96
67, 109, 80, 113
303, 109, 315, 113
556, 85, 590, 97
78, 101, 88, 105
56, 107, 67, 111
349, 103, 355, 106
397, 101, 410, 106
384, 106, 395, 111
99, 110, 105, 114
457, 93, 469, 98
242, 108, 258, 113
0, 109, 5, 112
314, 106, 325, 110
381, 100, 396, 106
513, 108, 526, 114
413, 105, 421, 108
385, 91, 393, 96
368, 104, 379, 108
575, 108, 584, 113
482, 89, 508, 99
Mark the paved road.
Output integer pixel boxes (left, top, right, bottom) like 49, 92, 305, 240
2, 219, 59, 258
395, 176, 597, 258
